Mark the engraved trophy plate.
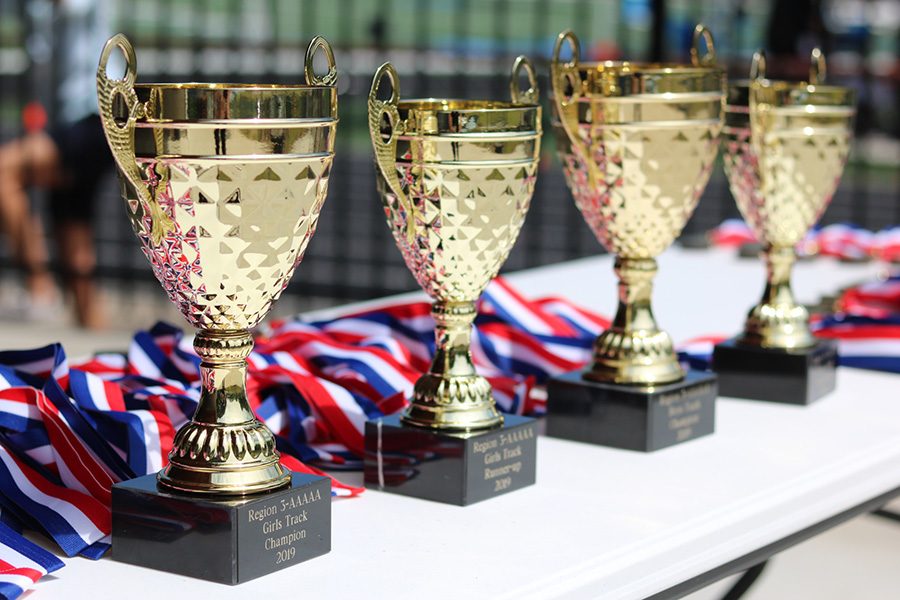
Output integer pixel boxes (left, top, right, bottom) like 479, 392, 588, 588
365, 415, 537, 506
112, 473, 331, 584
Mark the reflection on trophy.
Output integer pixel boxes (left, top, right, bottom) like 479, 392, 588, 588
362, 58, 540, 505
713, 49, 856, 404
545, 26, 723, 452
96, 34, 335, 582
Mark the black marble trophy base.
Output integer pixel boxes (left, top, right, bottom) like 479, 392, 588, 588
545, 369, 717, 452
363, 414, 537, 506
111, 472, 331, 585
712, 338, 838, 405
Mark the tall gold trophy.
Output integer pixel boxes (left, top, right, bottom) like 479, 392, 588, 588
97, 34, 335, 583
713, 50, 856, 404
362, 58, 540, 505
545, 26, 723, 451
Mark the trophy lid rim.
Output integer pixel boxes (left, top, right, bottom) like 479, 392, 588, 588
133, 82, 335, 92
397, 98, 540, 113
561, 63, 724, 97
570, 61, 723, 76
750, 79, 857, 107
752, 79, 856, 94
128, 84, 337, 120
731, 78, 854, 93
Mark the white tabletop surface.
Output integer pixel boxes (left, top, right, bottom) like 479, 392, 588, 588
36, 248, 900, 600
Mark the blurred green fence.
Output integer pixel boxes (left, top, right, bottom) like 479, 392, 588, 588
1, 0, 898, 301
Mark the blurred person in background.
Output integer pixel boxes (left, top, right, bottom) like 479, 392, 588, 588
0, 0, 113, 328
766, 0, 832, 78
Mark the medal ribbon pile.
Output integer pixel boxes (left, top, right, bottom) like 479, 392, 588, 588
710, 219, 900, 263
0, 268, 897, 598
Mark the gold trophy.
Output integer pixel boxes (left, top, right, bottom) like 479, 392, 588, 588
545, 26, 723, 451
362, 58, 540, 505
97, 34, 335, 583
713, 49, 856, 404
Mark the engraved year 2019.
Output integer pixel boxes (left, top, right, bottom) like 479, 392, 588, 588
276, 547, 296, 564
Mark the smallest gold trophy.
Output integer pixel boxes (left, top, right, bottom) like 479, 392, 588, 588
712, 50, 856, 405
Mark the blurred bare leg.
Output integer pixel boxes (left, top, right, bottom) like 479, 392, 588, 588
0, 133, 61, 302
57, 221, 105, 329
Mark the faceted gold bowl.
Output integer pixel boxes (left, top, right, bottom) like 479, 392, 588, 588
111, 83, 337, 332
378, 97, 541, 304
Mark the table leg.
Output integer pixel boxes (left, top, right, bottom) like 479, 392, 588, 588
719, 560, 768, 600
872, 509, 900, 525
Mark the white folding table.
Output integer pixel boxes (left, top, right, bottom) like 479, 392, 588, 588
37, 248, 900, 599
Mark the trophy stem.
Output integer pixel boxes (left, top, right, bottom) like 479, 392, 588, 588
740, 245, 815, 349
586, 257, 684, 385
158, 329, 290, 495
401, 301, 503, 432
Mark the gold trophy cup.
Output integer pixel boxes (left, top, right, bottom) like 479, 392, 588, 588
362, 58, 541, 504
97, 34, 335, 581
713, 49, 856, 404
545, 26, 723, 451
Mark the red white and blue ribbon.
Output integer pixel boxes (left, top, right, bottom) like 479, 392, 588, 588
709, 219, 900, 263
709, 219, 758, 248
0, 522, 64, 600
810, 274, 900, 373
813, 314, 900, 373
835, 276, 900, 318
0, 444, 109, 558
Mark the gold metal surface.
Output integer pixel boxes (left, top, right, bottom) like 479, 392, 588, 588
368, 58, 541, 431
97, 34, 338, 495
551, 25, 724, 386
723, 50, 855, 349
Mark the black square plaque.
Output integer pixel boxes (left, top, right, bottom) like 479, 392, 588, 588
712, 337, 838, 405
545, 369, 717, 452
363, 414, 537, 506
111, 471, 331, 584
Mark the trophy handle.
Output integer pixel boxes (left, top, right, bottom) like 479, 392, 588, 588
305, 36, 337, 86
690, 24, 717, 67
97, 34, 172, 246
510, 55, 538, 104
552, 30, 598, 189
750, 50, 767, 80
809, 47, 826, 85
368, 62, 416, 243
